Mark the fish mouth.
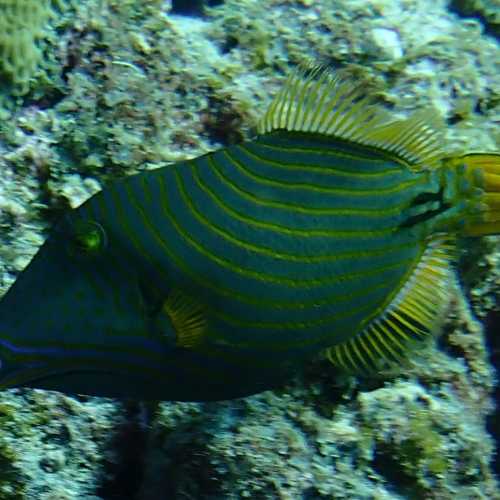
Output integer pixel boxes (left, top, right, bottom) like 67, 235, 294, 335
0, 336, 175, 393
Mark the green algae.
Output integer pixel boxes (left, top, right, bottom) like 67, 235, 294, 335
0, 442, 26, 500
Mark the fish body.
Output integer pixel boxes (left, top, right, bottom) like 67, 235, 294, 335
0, 66, 498, 400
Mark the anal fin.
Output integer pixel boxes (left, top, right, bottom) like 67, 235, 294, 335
325, 236, 456, 373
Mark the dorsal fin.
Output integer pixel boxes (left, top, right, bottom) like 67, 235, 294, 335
325, 236, 455, 373
258, 63, 444, 169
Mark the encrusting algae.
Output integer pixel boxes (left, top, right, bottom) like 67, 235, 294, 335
0, 64, 498, 401
0, 0, 69, 97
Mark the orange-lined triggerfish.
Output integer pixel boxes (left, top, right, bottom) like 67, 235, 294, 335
0, 65, 499, 401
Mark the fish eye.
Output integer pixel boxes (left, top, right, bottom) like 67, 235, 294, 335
68, 220, 107, 257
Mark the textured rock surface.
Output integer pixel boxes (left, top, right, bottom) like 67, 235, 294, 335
0, 0, 498, 498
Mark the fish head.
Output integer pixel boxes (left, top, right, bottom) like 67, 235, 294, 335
0, 208, 288, 401
0, 209, 178, 398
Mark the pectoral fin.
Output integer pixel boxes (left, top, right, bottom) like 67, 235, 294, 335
155, 289, 208, 349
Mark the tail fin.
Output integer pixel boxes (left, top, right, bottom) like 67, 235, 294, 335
445, 153, 500, 236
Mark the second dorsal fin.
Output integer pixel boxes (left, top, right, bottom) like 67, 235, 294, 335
258, 63, 444, 169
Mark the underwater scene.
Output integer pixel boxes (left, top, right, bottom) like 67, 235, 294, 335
0, 0, 499, 498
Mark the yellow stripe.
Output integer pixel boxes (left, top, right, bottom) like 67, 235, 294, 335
203, 155, 403, 218
248, 140, 401, 174
211, 273, 397, 334
182, 166, 417, 263
121, 182, 179, 271
173, 168, 406, 287
207, 157, 397, 238
225, 148, 420, 196
170, 175, 415, 290
108, 172, 401, 313
226, 147, 413, 217
108, 185, 160, 269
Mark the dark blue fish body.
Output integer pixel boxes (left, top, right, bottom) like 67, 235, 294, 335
1, 66, 499, 400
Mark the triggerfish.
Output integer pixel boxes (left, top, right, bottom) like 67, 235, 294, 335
0, 65, 499, 401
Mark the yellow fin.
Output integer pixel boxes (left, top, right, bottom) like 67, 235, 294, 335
258, 63, 444, 169
325, 236, 455, 373
162, 289, 207, 349
444, 153, 500, 236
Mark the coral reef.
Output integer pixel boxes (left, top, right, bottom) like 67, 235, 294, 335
0, 390, 124, 499
0, 0, 69, 97
0, 0, 498, 498
450, 0, 500, 37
